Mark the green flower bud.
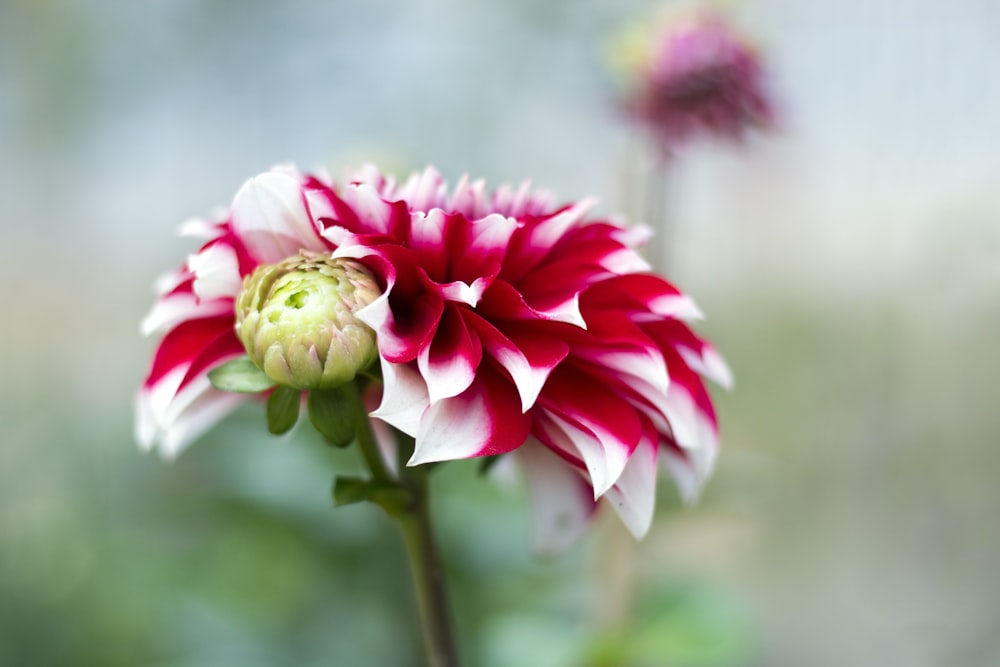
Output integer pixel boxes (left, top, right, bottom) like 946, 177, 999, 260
235, 252, 381, 390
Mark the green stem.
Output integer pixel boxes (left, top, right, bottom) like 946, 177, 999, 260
397, 466, 459, 667
351, 407, 458, 667
352, 389, 392, 484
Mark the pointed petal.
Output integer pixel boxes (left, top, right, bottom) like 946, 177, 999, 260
582, 274, 703, 321
417, 306, 483, 404
659, 445, 700, 504
507, 198, 597, 279
533, 409, 628, 499
409, 366, 530, 465
135, 371, 247, 457
230, 169, 328, 264
479, 280, 587, 328
604, 425, 659, 538
466, 314, 569, 412
517, 260, 609, 325
536, 365, 644, 496
451, 213, 520, 282
677, 343, 733, 389
140, 293, 232, 338
369, 358, 430, 437
187, 241, 243, 302
517, 439, 596, 555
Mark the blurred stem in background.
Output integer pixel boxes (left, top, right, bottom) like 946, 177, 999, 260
645, 153, 674, 274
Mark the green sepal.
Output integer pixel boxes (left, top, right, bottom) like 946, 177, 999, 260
266, 385, 301, 435
307, 387, 357, 447
208, 356, 277, 393
332, 476, 413, 515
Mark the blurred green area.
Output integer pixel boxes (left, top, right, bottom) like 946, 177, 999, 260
3, 1, 1000, 666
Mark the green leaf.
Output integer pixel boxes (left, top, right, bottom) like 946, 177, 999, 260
266, 385, 301, 434
307, 387, 356, 447
332, 476, 374, 506
207, 356, 276, 393
332, 476, 412, 514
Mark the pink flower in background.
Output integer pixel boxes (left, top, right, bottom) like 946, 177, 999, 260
623, 10, 775, 152
136, 165, 729, 549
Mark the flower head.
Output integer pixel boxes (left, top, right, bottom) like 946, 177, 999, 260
136, 164, 730, 549
618, 10, 775, 153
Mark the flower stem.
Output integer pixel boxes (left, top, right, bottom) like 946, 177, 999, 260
351, 387, 392, 484
352, 410, 458, 667
397, 466, 459, 667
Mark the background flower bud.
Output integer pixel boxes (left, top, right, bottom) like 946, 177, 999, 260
235, 252, 381, 390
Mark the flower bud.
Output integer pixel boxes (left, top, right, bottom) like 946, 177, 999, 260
235, 252, 381, 390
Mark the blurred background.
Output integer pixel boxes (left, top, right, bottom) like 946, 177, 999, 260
2, 0, 998, 665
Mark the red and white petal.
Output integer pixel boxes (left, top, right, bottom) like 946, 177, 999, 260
434, 277, 493, 308
582, 274, 702, 321
397, 167, 447, 212
604, 427, 659, 538
659, 445, 700, 504
369, 358, 431, 437
517, 261, 608, 324
663, 382, 718, 481
532, 409, 631, 499
507, 198, 597, 279
610, 221, 653, 250
178, 216, 227, 241
230, 168, 328, 264
479, 280, 587, 329
416, 306, 483, 404
451, 213, 520, 282
135, 368, 247, 458
678, 343, 733, 390
466, 315, 569, 413
187, 241, 243, 302
570, 313, 670, 394
516, 439, 596, 555
537, 365, 644, 495
340, 182, 396, 236
409, 366, 530, 466
140, 293, 232, 338
447, 175, 487, 219
339, 244, 444, 363
152, 266, 193, 296
407, 209, 448, 280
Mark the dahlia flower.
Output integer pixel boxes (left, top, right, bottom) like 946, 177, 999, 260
621, 10, 774, 152
136, 165, 730, 549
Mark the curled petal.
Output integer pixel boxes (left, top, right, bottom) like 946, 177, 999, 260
417, 306, 483, 404
505, 198, 597, 280
537, 365, 644, 494
230, 168, 329, 263
479, 280, 587, 329
370, 358, 431, 438
466, 314, 569, 413
188, 241, 243, 302
533, 409, 630, 499
338, 244, 444, 363
409, 365, 530, 465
